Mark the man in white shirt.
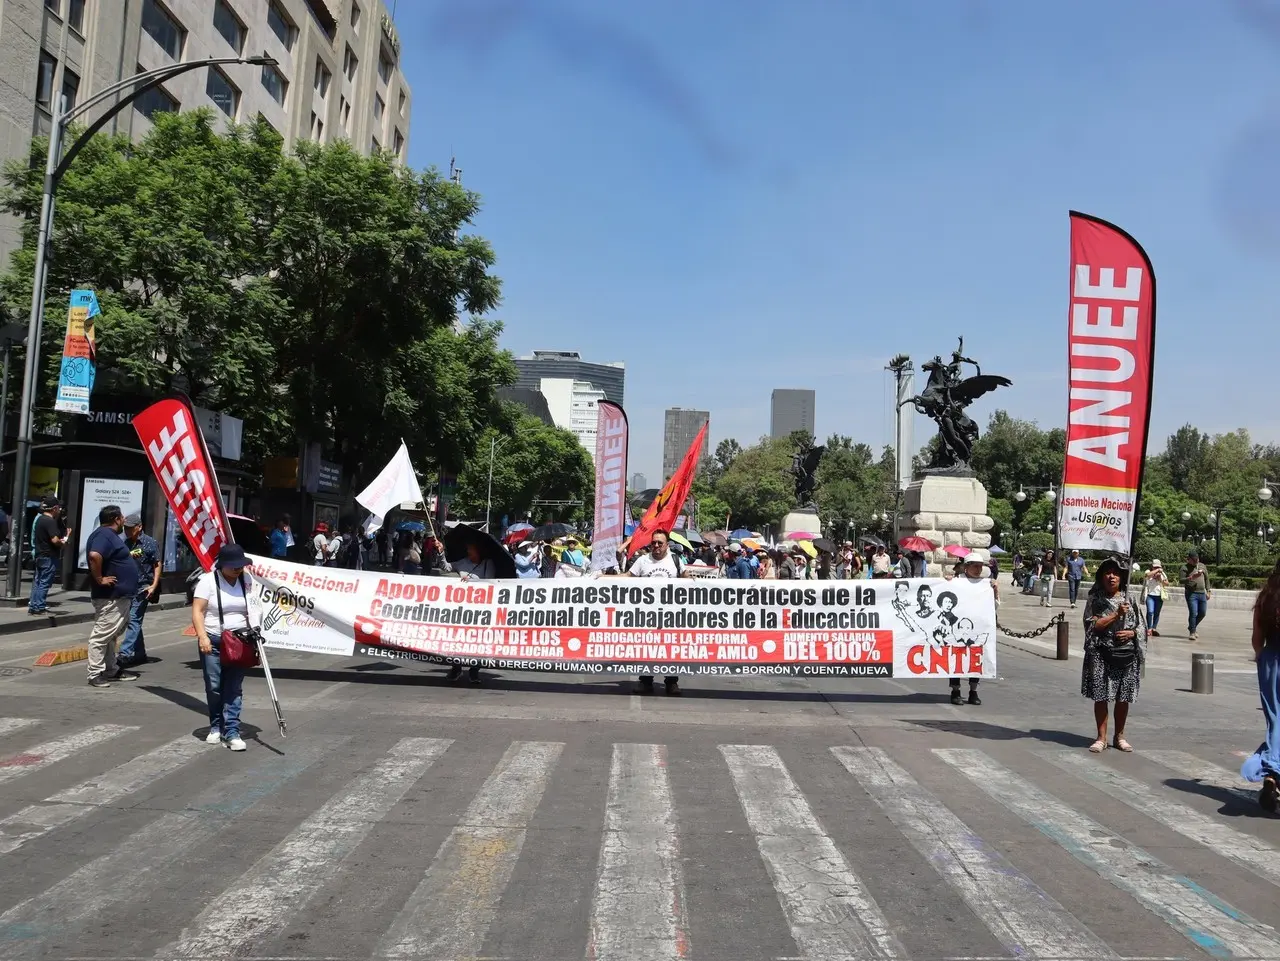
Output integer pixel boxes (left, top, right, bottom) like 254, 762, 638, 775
624, 529, 683, 695
312, 524, 332, 566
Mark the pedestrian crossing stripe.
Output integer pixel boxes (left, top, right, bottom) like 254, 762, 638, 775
0, 716, 1275, 961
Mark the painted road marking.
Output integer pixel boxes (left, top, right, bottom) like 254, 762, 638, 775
721, 744, 904, 961
936, 748, 1280, 959
158, 737, 452, 959
833, 746, 1115, 959
588, 743, 689, 961
0, 738, 341, 956
378, 741, 564, 958
1043, 749, 1280, 889
0, 725, 134, 784
0, 735, 206, 855
1143, 750, 1257, 800
0, 719, 38, 738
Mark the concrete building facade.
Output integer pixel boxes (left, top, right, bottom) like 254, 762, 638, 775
662, 408, 709, 481
0, 0, 411, 264
539, 377, 607, 464
513, 350, 625, 408
770, 388, 816, 439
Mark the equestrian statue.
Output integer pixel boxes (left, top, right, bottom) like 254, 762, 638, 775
898, 338, 1011, 472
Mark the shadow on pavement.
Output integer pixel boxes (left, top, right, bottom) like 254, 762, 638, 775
1161, 777, 1272, 818
904, 718, 1096, 747
174, 659, 960, 704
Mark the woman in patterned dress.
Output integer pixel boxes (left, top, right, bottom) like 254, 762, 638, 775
1082, 556, 1146, 753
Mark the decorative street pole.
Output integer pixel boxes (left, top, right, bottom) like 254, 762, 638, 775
5, 57, 275, 599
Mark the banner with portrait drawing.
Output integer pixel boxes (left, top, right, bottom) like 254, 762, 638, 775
242, 558, 998, 679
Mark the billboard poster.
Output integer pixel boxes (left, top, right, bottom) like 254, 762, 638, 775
77, 476, 144, 569
54, 289, 100, 415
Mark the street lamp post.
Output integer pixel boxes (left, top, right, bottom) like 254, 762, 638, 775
4, 57, 274, 600
483, 435, 509, 534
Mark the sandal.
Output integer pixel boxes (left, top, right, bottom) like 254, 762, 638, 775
1112, 736, 1133, 753
1088, 739, 1106, 753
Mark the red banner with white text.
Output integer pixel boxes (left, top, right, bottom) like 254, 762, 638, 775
591, 401, 628, 572
1057, 212, 1157, 556
133, 396, 232, 571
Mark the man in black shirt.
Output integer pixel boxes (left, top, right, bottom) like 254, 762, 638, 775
28, 495, 71, 615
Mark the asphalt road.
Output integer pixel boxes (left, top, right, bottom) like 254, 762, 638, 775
0, 602, 1276, 961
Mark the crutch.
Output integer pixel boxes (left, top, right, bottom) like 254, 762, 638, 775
256, 639, 287, 738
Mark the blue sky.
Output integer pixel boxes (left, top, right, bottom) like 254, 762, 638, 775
397, 0, 1280, 483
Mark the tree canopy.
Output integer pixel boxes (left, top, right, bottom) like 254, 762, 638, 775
700, 412, 1280, 565
449, 409, 595, 526
0, 110, 513, 486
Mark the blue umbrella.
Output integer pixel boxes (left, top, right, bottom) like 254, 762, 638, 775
989, 545, 1007, 555
730, 528, 753, 540
396, 521, 426, 533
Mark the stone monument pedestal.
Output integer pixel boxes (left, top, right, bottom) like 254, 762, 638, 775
900, 474, 994, 576
779, 507, 820, 541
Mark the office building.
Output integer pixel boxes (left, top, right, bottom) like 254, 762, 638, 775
0, 0, 411, 263
539, 378, 607, 463
663, 408, 709, 481
630, 472, 647, 492
496, 386, 553, 426
514, 350, 625, 407
770, 388, 816, 439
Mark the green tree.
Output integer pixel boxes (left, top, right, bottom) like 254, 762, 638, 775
715, 435, 795, 531
714, 437, 742, 470
815, 434, 889, 535
450, 410, 594, 525
0, 110, 512, 484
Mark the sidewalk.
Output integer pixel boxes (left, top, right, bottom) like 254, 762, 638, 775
0, 588, 188, 636
995, 586, 1259, 672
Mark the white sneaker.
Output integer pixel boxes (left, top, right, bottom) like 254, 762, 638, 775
205, 729, 222, 744
225, 737, 247, 752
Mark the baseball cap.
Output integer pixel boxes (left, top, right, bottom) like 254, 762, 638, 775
124, 512, 142, 527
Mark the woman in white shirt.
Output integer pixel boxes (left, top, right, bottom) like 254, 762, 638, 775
1142, 559, 1169, 637
190, 544, 256, 751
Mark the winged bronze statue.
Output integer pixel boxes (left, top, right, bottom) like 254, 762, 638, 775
791, 440, 825, 508
898, 338, 1011, 471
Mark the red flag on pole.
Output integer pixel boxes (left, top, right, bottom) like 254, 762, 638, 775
629, 422, 707, 557
1057, 211, 1157, 557
133, 395, 233, 571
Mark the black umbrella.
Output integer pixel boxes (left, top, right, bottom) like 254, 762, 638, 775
812, 537, 837, 554
679, 529, 706, 545
527, 522, 574, 542
859, 534, 886, 548
443, 524, 517, 579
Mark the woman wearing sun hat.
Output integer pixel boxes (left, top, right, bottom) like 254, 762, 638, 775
1082, 556, 1146, 753
190, 544, 257, 751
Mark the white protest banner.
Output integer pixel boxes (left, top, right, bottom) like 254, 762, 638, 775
245, 557, 997, 679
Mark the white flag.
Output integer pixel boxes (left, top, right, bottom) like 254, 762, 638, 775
356, 443, 424, 523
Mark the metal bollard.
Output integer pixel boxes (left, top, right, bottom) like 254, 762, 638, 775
1056, 617, 1070, 660
1191, 651, 1214, 694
